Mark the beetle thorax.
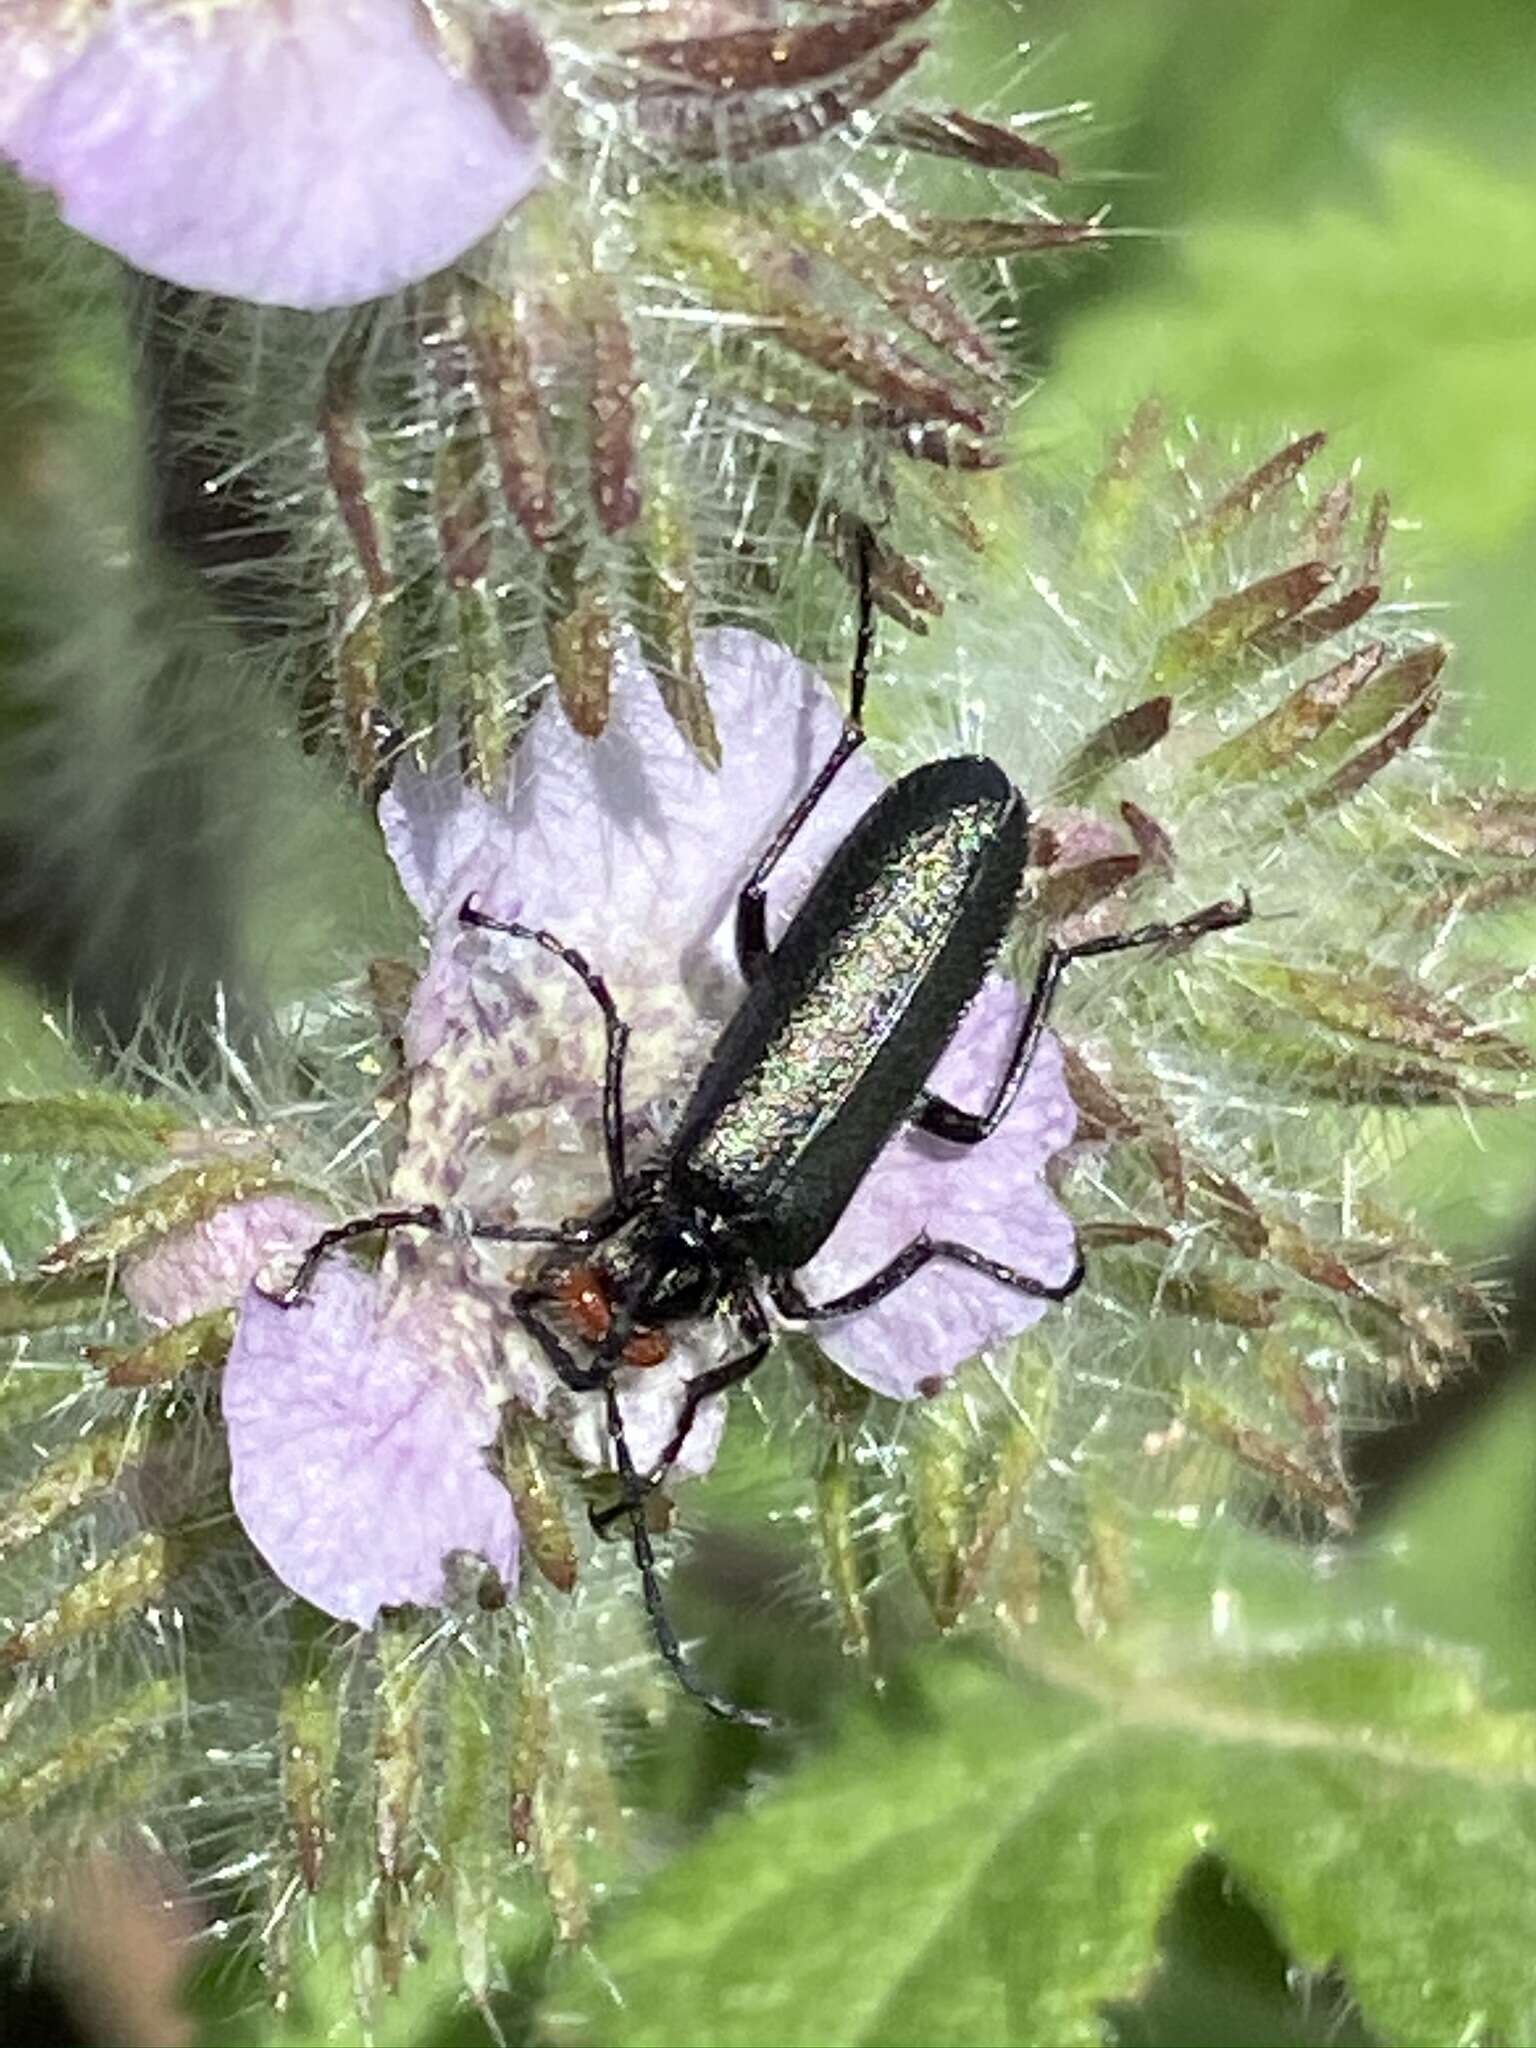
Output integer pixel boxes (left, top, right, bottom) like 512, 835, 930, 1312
594, 1206, 727, 1329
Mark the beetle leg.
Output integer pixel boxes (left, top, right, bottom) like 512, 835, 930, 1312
274, 1207, 605, 1308
364, 707, 412, 803
657, 1288, 774, 1480
510, 1290, 612, 1394
735, 726, 868, 976
602, 1380, 777, 1731
513, 1297, 775, 1725
272, 1205, 450, 1306
734, 527, 878, 979
916, 891, 1254, 1144
470, 1210, 622, 1251
590, 1289, 773, 1532
460, 899, 633, 1200
771, 1235, 1086, 1321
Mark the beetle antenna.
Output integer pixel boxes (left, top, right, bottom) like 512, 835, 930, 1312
849, 521, 877, 731
459, 900, 633, 1202
272, 1207, 601, 1310
602, 1382, 776, 1732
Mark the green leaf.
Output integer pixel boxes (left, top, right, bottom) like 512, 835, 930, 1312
1365, 1366, 1536, 1713
544, 1527, 1536, 2047
0, 1270, 111, 1335
1101, 1850, 1379, 2048
1032, 143, 1536, 553
0, 971, 92, 1097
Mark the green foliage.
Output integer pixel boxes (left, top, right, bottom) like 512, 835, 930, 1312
182, 1898, 549, 2048
1031, 143, 1536, 557
1009, 0, 1536, 230
0, 1090, 186, 1163
1366, 1366, 1536, 1713
540, 1524, 1536, 2048
1006, 6, 1536, 1255
1101, 1851, 1378, 2048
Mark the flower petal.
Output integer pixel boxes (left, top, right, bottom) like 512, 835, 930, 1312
379, 756, 515, 925
381, 628, 1077, 1439
393, 627, 884, 1068
556, 1354, 727, 1484
120, 1194, 331, 1327
2, 0, 547, 309
470, 625, 882, 957
0, 7, 72, 139
800, 989, 1079, 1399
223, 1260, 518, 1624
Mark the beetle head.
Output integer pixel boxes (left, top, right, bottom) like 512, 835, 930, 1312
598, 1209, 724, 1348
551, 1261, 673, 1369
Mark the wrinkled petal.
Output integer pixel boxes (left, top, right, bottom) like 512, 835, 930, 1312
801, 988, 1079, 1400
3, 0, 547, 309
380, 757, 515, 925
224, 1260, 518, 1624
557, 1353, 727, 1483
390, 627, 884, 1067
494, 627, 884, 955
121, 1194, 330, 1326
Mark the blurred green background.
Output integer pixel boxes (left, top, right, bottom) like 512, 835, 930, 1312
991, 0, 1536, 1258
977, 1, 1536, 1701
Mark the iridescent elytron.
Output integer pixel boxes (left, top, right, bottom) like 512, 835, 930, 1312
278, 540, 1251, 1725
683, 799, 1000, 1205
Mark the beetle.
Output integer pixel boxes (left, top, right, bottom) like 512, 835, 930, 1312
277, 540, 1251, 1724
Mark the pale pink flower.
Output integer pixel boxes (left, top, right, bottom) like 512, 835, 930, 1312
1, 0, 548, 309
120, 1192, 331, 1325
225, 1260, 518, 1625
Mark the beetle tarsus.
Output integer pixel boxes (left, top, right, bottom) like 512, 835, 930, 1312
733, 524, 878, 980
271, 1203, 446, 1308
771, 1238, 1086, 1322
588, 1291, 775, 1534
274, 1205, 600, 1308
847, 519, 877, 727
916, 885, 1255, 1147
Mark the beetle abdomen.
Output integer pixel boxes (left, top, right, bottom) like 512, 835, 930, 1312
670, 756, 1027, 1268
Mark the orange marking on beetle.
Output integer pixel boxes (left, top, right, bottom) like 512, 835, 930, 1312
553, 1266, 669, 1367
555, 1264, 613, 1343
621, 1328, 670, 1369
